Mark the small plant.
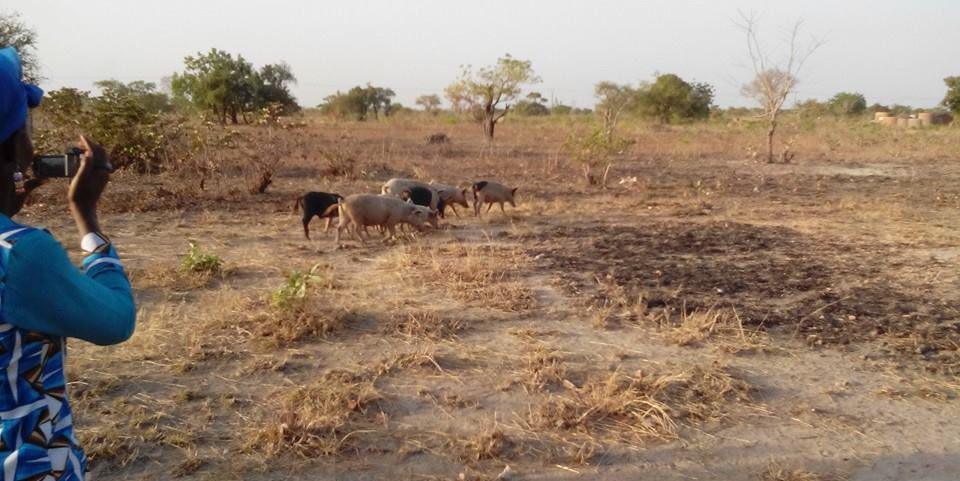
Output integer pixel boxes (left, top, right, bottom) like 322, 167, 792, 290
272, 264, 324, 311
179, 242, 222, 275
564, 127, 633, 188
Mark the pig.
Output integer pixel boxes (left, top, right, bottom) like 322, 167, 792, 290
335, 194, 431, 245
426, 133, 450, 145
294, 191, 343, 239
381, 178, 440, 211
472, 181, 518, 217
400, 186, 443, 225
429, 181, 470, 218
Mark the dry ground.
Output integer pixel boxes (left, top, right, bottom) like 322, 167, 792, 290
20, 119, 960, 480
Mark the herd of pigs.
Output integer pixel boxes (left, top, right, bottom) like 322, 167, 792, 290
293, 178, 519, 245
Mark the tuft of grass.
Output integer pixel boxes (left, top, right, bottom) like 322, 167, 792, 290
179, 241, 223, 276
455, 428, 512, 462
251, 264, 348, 345
656, 306, 771, 353
524, 345, 567, 392
759, 462, 835, 481
386, 310, 465, 339
531, 364, 751, 445
248, 372, 383, 458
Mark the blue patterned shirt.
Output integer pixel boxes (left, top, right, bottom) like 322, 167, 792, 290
0, 215, 135, 480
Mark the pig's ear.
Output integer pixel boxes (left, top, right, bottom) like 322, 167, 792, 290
511, 187, 518, 195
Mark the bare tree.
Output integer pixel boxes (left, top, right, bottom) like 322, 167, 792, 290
738, 12, 823, 163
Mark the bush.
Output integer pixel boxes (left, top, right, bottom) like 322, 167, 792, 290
33, 85, 181, 173
565, 127, 633, 187
636, 74, 714, 123
179, 242, 223, 275
272, 265, 324, 311
827, 92, 867, 116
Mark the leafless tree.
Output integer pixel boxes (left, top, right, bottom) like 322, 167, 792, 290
738, 12, 823, 163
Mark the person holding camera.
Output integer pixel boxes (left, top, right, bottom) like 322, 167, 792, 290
0, 47, 136, 480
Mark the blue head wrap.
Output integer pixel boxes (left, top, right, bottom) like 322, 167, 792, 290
0, 47, 43, 143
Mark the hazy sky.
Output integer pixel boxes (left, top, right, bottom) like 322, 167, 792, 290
7, 0, 959, 109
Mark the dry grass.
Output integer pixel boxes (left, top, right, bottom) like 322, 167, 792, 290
56, 118, 960, 479
531, 364, 751, 445
657, 307, 771, 353
759, 462, 839, 481
385, 310, 466, 339
250, 305, 351, 346
248, 372, 383, 458
384, 243, 536, 312
523, 345, 567, 392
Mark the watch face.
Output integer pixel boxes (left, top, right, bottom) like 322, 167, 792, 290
81, 232, 109, 253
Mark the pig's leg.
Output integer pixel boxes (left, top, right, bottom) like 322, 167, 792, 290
486, 203, 494, 213
499, 202, 506, 215
335, 215, 348, 245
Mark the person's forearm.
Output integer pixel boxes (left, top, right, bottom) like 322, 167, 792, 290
70, 204, 100, 236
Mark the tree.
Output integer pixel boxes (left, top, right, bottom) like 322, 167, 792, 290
635, 74, 714, 123
444, 54, 539, 140
365, 85, 395, 119
827, 92, 866, 116
795, 98, 828, 120
94, 80, 172, 114
594, 82, 637, 139
0, 12, 39, 82
171, 49, 261, 124
319, 84, 394, 120
514, 91, 550, 116
415, 94, 442, 114
738, 12, 823, 163
942, 77, 960, 116
256, 62, 298, 113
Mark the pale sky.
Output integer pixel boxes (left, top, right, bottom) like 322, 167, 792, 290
6, 0, 959, 109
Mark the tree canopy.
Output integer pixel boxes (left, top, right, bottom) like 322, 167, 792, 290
95, 80, 172, 114
636, 74, 714, 123
171, 49, 298, 124
319, 84, 395, 121
0, 12, 40, 82
943, 77, 960, 116
444, 54, 539, 138
827, 92, 867, 116
415, 94, 442, 114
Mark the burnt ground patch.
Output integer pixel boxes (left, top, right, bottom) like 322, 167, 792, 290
530, 221, 960, 374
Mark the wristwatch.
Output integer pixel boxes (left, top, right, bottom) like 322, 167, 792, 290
81, 232, 112, 254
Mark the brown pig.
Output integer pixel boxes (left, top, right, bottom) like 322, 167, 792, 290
429, 181, 470, 218
336, 194, 431, 244
472, 181, 518, 217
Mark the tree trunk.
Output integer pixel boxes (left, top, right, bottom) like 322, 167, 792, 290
766, 119, 777, 163
483, 114, 496, 140
231, 109, 239, 125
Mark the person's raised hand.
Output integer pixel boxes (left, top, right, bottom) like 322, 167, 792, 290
68, 135, 110, 235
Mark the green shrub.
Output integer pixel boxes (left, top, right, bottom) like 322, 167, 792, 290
272, 264, 324, 311
179, 242, 223, 275
564, 127, 633, 187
